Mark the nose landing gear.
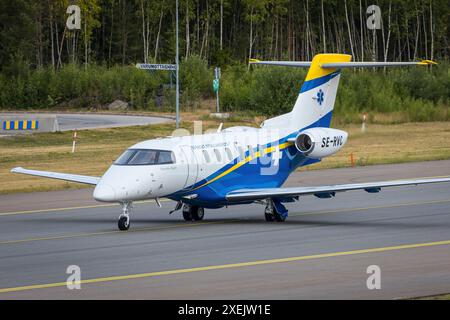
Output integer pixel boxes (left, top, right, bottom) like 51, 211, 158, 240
182, 204, 205, 221
118, 202, 132, 230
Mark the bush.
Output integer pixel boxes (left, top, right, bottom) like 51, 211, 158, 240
180, 55, 213, 109
0, 57, 215, 111
0, 64, 168, 110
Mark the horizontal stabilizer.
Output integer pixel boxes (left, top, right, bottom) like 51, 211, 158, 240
226, 177, 450, 201
11, 167, 100, 185
249, 59, 312, 68
321, 60, 437, 68
249, 58, 436, 69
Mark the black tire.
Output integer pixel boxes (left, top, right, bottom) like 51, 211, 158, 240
273, 211, 287, 222
265, 211, 275, 222
182, 209, 192, 221
118, 216, 130, 231
191, 206, 204, 221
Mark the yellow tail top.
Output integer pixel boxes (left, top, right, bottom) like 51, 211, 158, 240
305, 54, 352, 81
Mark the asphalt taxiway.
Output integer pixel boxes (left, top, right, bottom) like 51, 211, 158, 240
1, 112, 172, 132
0, 160, 449, 299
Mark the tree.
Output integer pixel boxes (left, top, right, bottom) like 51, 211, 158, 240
78, 0, 101, 67
243, 0, 269, 67
0, 0, 449, 71
0, 0, 37, 71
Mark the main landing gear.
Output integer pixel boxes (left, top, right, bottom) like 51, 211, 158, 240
264, 199, 288, 222
118, 202, 132, 231
182, 204, 205, 221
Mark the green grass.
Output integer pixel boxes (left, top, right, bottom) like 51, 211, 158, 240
412, 293, 450, 300
1, 120, 450, 194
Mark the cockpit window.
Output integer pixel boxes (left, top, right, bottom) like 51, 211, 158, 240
114, 149, 175, 166
128, 150, 158, 165
157, 150, 175, 164
114, 149, 136, 165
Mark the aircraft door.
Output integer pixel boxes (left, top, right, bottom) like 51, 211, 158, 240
179, 145, 199, 189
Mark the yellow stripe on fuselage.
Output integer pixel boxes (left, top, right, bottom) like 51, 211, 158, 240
13, 121, 19, 130
192, 141, 293, 191
305, 53, 352, 81
31, 120, 36, 129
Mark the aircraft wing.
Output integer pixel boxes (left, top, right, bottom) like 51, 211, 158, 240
11, 167, 100, 185
226, 177, 450, 202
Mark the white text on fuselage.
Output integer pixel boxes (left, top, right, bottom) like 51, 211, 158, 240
322, 136, 344, 148
191, 142, 229, 150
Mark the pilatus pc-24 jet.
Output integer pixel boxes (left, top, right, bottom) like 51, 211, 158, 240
12, 54, 450, 230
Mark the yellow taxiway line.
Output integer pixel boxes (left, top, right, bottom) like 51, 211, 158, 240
1, 198, 449, 246
0, 203, 118, 216
0, 239, 449, 294
0, 199, 170, 217
0, 219, 238, 245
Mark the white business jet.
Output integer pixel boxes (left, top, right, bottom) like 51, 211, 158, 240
12, 54, 450, 230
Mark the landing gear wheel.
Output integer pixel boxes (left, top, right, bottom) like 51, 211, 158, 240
191, 206, 204, 221
118, 215, 130, 230
264, 200, 287, 222
273, 211, 287, 222
182, 204, 192, 221
118, 202, 132, 231
182, 210, 192, 221
264, 203, 275, 222
265, 210, 275, 222
182, 205, 204, 221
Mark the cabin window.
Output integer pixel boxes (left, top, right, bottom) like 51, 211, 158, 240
259, 144, 265, 156
114, 149, 175, 165
214, 149, 222, 162
202, 150, 211, 163
225, 147, 233, 161
237, 146, 245, 160
248, 145, 255, 158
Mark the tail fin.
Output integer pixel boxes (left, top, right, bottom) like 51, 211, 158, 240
291, 54, 351, 129
250, 54, 436, 131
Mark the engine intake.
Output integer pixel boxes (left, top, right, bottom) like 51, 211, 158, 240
295, 133, 314, 155
294, 127, 348, 159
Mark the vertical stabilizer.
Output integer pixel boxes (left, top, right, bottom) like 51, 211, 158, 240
290, 54, 351, 130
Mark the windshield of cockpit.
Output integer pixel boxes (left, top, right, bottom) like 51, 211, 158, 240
114, 149, 175, 165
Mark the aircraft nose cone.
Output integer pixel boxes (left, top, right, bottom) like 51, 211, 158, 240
93, 183, 116, 202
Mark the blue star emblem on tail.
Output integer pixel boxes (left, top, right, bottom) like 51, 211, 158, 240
317, 89, 324, 106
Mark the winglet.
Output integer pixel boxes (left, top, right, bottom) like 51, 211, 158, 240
419, 59, 438, 65
249, 58, 260, 64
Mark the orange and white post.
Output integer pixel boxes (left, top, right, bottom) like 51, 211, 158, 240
72, 130, 77, 153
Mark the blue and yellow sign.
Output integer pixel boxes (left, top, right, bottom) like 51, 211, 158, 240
2, 120, 39, 130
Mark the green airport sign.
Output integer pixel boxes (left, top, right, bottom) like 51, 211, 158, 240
213, 79, 220, 92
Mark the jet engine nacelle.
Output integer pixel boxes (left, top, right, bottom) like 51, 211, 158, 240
294, 127, 348, 159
